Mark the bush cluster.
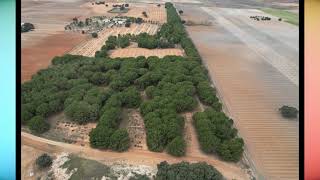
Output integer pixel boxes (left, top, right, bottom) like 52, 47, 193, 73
279, 105, 298, 119
21, 22, 35, 33
36, 153, 53, 169
155, 161, 224, 180
193, 108, 244, 161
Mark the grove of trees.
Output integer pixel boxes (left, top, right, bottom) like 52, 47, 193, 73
21, 3, 244, 160
193, 108, 244, 162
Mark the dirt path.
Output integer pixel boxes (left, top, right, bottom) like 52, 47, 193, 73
22, 132, 250, 180
183, 112, 206, 157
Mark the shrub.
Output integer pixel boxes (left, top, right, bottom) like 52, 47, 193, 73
155, 161, 224, 180
217, 138, 244, 162
136, 17, 143, 24
28, 116, 50, 134
21, 22, 35, 33
279, 105, 298, 118
65, 101, 99, 124
92, 32, 98, 38
36, 153, 52, 169
166, 136, 186, 157
125, 22, 131, 27
89, 126, 115, 148
109, 129, 130, 152
193, 108, 243, 161
129, 174, 150, 180
121, 86, 141, 108
98, 106, 122, 128
178, 10, 183, 14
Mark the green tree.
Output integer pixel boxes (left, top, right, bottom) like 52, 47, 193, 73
36, 153, 52, 169
121, 86, 141, 108
92, 32, 98, 38
28, 116, 50, 134
166, 136, 186, 157
217, 138, 244, 162
155, 161, 224, 180
279, 105, 298, 119
109, 129, 130, 152
89, 126, 115, 148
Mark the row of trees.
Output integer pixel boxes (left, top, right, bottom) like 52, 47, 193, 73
193, 108, 244, 162
161, 3, 244, 161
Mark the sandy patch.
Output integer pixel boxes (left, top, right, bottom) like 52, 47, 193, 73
21, 145, 48, 180
109, 47, 184, 58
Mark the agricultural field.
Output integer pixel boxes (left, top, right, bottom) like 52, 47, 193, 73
68, 23, 159, 57
178, 2, 299, 179
109, 47, 184, 58
82, 2, 167, 24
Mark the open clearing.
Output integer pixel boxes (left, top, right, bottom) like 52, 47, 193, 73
109, 47, 184, 58
178, 4, 299, 179
68, 23, 160, 57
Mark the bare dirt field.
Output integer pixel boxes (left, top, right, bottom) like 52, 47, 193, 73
109, 47, 184, 58
21, 32, 87, 82
21, 145, 48, 180
68, 23, 160, 57
178, 4, 299, 179
21, 0, 92, 82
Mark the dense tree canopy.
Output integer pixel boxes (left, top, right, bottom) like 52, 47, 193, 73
109, 129, 130, 152
28, 116, 50, 134
155, 161, 224, 180
21, 3, 243, 159
166, 136, 186, 157
193, 108, 244, 161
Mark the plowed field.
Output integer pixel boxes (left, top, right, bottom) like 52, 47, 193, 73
109, 47, 184, 58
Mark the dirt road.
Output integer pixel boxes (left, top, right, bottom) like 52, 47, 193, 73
22, 132, 250, 180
